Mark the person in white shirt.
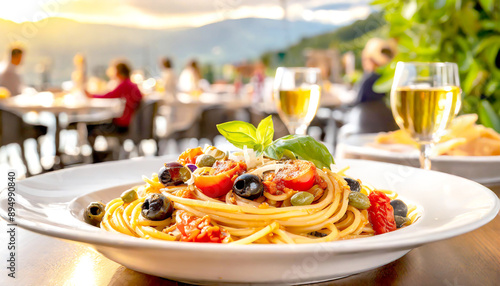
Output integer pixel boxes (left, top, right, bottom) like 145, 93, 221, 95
160, 57, 176, 99
178, 59, 202, 93
0, 47, 23, 96
71, 53, 87, 91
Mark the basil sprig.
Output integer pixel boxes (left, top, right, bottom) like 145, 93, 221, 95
264, 135, 334, 170
217, 116, 334, 170
216, 115, 273, 154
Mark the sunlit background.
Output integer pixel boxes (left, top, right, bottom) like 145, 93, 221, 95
0, 0, 373, 86
1, 0, 499, 179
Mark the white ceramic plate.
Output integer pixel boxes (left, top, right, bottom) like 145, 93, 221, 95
1, 157, 498, 285
336, 133, 500, 185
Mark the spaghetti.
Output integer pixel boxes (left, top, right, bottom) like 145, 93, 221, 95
92, 147, 418, 244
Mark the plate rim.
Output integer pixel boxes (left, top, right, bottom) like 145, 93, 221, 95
339, 133, 500, 162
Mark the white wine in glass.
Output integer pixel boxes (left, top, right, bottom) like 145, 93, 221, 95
390, 62, 462, 170
274, 67, 321, 135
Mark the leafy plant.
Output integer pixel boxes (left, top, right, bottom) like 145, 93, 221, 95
372, 0, 500, 132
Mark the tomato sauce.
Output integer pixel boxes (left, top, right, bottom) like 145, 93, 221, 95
176, 211, 228, 243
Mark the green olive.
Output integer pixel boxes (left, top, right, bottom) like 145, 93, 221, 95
348, 192, 370, 210
84, 202, 106, 226
179, 166, 192, 181
196, 154, 216, 167
204, 147, 226, 160
290, 192, 315, 206
395, 215, 410, 228
282, 150, 296, 160
121, 189, 138, 203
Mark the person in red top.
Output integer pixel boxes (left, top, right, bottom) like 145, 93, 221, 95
85, 61, 142, 157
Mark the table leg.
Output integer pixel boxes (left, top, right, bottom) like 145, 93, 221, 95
53, 114, 64, 169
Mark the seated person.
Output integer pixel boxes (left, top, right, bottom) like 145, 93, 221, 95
160, 57, 176, 99
0, 47, 24, 96
349, 38, 398, 133
357, 38, 395, 103
85, 61, 143, 152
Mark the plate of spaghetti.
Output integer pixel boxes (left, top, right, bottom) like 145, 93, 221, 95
1, 117, 499, 284
91, 149, 420, 244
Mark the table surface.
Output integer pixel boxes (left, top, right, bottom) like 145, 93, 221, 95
1, 184, 499, 286
0, 97, 124, 120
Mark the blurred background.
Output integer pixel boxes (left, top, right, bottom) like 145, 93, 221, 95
0, 0, 376, 86
0, 0, 499, 178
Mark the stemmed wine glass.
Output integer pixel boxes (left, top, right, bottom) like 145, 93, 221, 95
390, 62, 462, 170
273, 67, 321, 135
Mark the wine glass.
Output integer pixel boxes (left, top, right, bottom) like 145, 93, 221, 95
390, 62, 462, 170
273, 67, 321, 135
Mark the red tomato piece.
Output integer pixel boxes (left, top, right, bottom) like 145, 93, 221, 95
178, 147, 203, 165
276, 160, 317, 192
194, 160, 246, 198
176, 211, 227, 243
367, 191, 397, 235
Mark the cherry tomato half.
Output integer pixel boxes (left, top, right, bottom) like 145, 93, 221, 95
194, 160, 246, 198
367, 191, 397, 235
178, 147, 203, 165
278, 160, 317, 192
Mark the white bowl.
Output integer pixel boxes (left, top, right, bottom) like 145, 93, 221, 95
0, 157, 498, 284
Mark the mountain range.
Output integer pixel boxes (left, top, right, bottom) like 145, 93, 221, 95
0, 17, 339, 86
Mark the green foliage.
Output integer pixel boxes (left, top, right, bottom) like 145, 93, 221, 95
372, 0, 500, 132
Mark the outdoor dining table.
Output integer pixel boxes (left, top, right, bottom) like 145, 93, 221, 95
148, 84, 356, 142
1, 184, 498, 285
0, 93, 124, 168
147, 91, 254, 139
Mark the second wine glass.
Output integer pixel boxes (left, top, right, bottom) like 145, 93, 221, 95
390, 62, 462, 170
273, 67, 321, 135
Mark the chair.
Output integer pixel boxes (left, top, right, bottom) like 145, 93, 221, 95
109, 99, 160, 159
0, 107, 48, 176
337, 100, 398, 144
122, 99, 160, 147
197, 106, 239, 142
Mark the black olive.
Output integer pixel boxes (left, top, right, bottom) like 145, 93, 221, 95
186, 164, 197, 172
84, 202, 106, 227
232, 174, 264, 200
395, 215, 410, 228
141, 193, 174, 221
343, 177, 361, 192
390, 199, 408, 217
159, 162, 191, 186
310, 231, 328, 238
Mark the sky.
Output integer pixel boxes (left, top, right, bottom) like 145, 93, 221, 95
0, 0, 373, 29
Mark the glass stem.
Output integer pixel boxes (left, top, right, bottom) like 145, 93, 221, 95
419, 143, 433, 170
287, 124, 307, 135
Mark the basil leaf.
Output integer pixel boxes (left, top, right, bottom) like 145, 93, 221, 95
264, 135, 334, 170
216, 121, 258, 149
256, 115, 274, 148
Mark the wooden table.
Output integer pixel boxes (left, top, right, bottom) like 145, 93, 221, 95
1, 186, 498, 285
